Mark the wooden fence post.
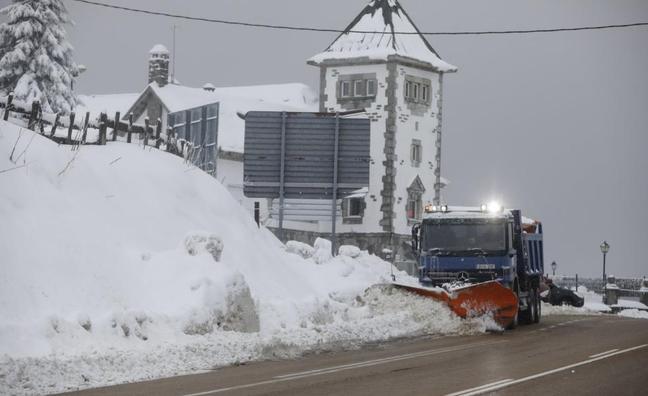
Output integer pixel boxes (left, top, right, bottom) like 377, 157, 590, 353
28, 100, 40, 131
155, 118, 162, 149
80, 111, 90, 144
112, 111, 120, 141
143, 117, 150, 147
3, 92, 13, 121
67, 112, 75, 144
127, 113, 133, 143
50, 113, 60, 137
99, 113, 108, 145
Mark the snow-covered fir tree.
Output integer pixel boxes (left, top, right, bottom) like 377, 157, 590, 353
0, 0, 79, 114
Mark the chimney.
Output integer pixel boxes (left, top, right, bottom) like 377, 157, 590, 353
148, 44, 170, 86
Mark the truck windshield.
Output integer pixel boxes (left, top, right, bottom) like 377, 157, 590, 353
422, 222, 506, 252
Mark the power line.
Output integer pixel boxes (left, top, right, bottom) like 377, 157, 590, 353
71, 0, 648, 36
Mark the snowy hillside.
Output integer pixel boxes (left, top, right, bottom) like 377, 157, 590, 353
0, 122, 489, 395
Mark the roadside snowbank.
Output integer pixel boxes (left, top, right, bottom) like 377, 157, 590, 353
541, 286, 648, 317
618, 309, 648, 319
0, 123, 483, 395
542, 286, 610, 316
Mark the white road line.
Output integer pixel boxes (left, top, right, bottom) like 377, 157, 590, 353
444, 379, 513, 396
181, 340, 507, 396
589, 349, 619, 358
274, 341, 496, 379
447, 344, 647, 396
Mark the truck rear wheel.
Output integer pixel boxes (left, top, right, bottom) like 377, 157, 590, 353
533, 289, 541, 323
527, 289, 537, 325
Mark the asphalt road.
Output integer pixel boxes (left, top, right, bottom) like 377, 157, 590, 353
61, 315, 648, 396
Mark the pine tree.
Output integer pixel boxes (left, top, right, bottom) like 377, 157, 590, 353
0, 0, 79, 114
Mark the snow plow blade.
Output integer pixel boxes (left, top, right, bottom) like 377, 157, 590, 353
393, 281, 518, 329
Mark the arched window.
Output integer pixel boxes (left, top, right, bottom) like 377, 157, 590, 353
406, 176, 426, 222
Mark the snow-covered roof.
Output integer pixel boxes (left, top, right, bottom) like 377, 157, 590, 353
308, 0, 457, 72
128, 82, 318, 153
75, 93, 140, 116
149, 44, 169, 54
344, 187, 369, 199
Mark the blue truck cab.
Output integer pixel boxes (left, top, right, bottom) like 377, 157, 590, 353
411, 205, 545, 325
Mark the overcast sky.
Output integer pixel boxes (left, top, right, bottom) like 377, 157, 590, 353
11, 0, 648, 278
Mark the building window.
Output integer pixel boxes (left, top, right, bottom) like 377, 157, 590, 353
406, 198, 422, 221
168, 111, 186, 139
344, 197, 364, 218
406, 176, 426, 222
340, 81, 351, 97
354, 80, 364, 97
367, 79, 376, 96
405, 76, 431, 105
338, 76, 377, 99
410, 139, 422, 167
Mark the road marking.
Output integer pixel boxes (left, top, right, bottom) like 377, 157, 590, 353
588, 349, 619, 358
446, 344, 647, 396
274, 341, 499, 379
444, 379, 513, 396
181, 340, 507, 396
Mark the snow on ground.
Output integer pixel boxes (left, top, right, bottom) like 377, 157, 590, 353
611, 299, 648, 311
618, 309, 648, 319
541, 286, 648, 317
0, 122, 486, 395
542, 286, 610, 316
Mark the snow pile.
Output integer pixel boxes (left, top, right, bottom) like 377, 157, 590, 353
542, 287, 610, 316
0, 122, 481, 395
611, 299, 648, 311
618, 309, 648, 319
541, 286, 648, 318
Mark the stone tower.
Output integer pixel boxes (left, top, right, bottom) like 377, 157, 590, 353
308, 0, 457, 257
148, 44, 170, 86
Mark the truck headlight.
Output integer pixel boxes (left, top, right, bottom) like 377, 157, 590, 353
486, 201, 503, 213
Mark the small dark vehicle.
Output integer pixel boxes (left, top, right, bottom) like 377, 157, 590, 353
540, 284, 584, 307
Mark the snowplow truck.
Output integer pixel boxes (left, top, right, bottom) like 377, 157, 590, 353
410, 206, 544, 328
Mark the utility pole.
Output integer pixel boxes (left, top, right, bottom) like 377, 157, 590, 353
171, 24, 177, 83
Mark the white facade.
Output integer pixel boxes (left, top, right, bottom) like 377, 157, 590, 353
311, 62, 443, 236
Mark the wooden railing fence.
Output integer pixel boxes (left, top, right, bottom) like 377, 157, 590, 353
0, 92, 197, 158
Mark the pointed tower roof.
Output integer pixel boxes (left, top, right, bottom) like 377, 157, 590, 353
308, 0, 456, 72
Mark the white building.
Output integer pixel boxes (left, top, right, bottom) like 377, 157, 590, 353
272, 0, 456, 258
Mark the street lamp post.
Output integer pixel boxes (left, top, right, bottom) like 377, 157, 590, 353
551, 261, 557, 276
600, 241, 610, 282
